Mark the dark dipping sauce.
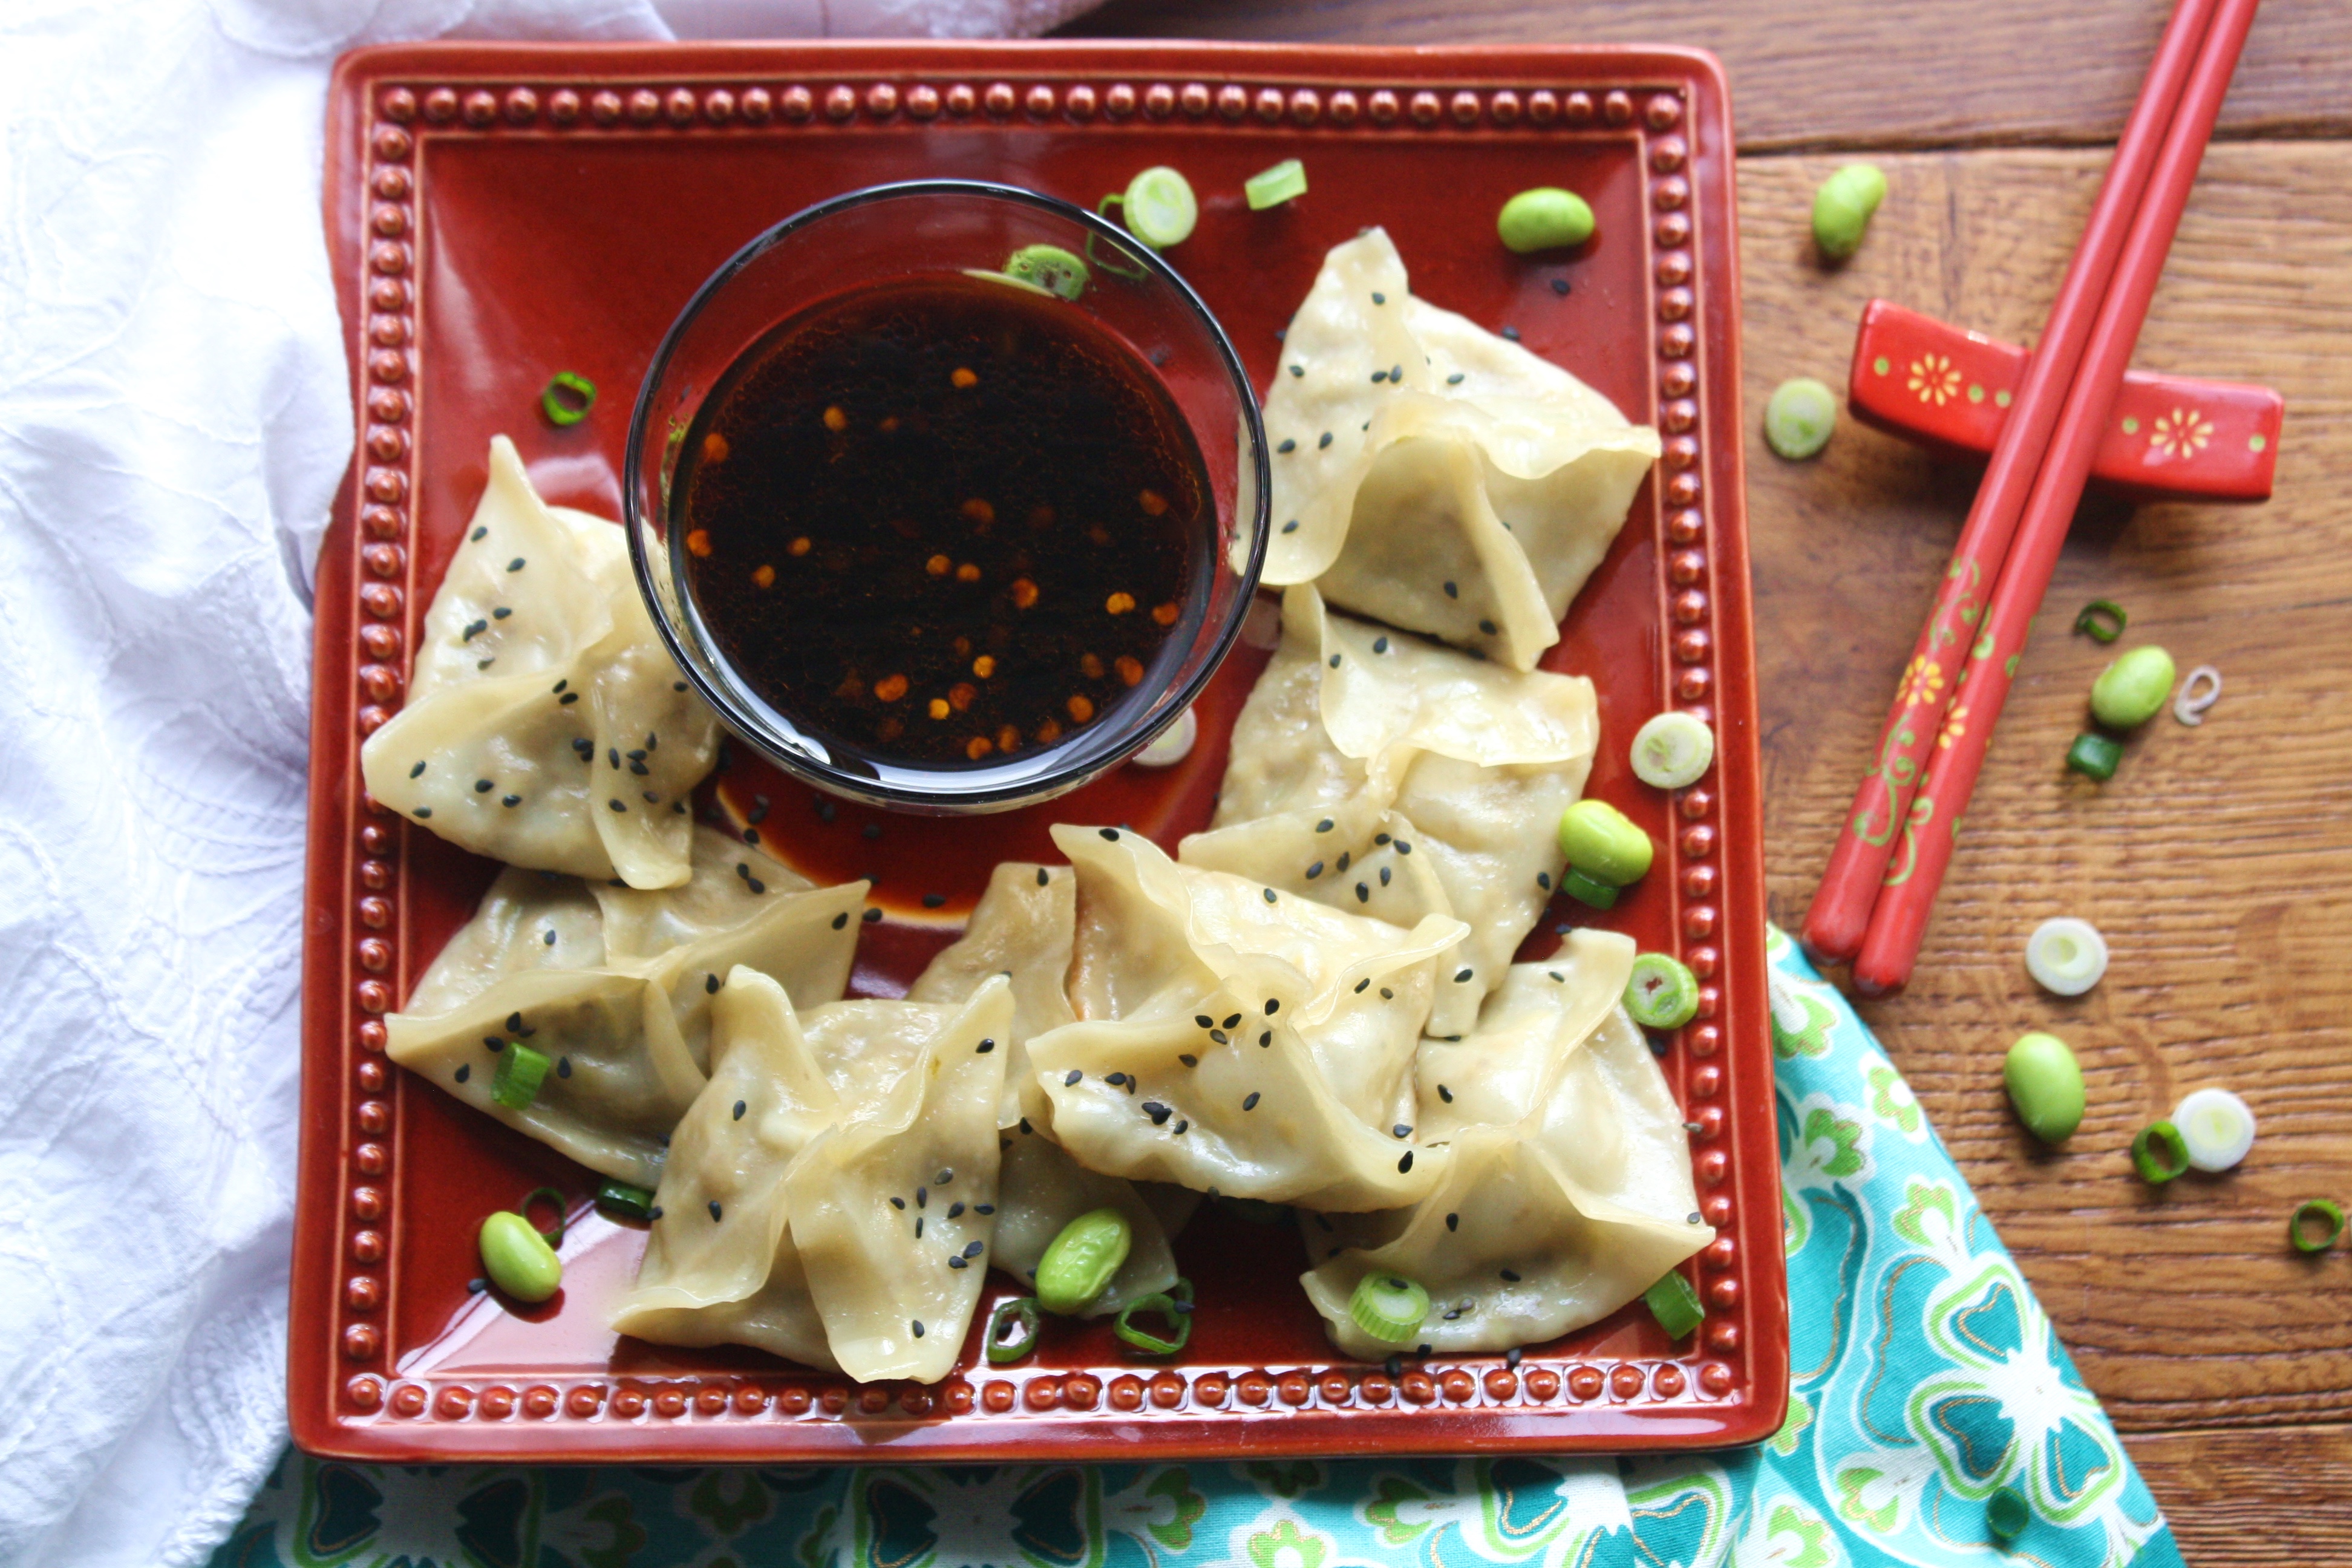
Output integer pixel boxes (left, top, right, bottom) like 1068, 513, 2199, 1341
676, 273, 1211, 773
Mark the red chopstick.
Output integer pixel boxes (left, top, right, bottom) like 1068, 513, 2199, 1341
1851, 0, 2262, 996
1798, 0, 2223, 968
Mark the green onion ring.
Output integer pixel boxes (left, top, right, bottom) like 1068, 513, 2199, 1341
2065, 732, 2123, 782
1625, 953, 1702, 1031
1086, 195, 1151, 281
1244, 158, 1309, 211
2290, 1199, 2345, 1254
540, 371, 596, 427
593, 1179, 658, 1222
1643, 1269, 1705, 1339
1558, 866, 1619, 910
2131, 1121, 2192, 1184
984, 1296, 1042, 1364
1347, 1272, 1430, 1344
491, 1040, 551, 1109
1114, 1277, 1194, 1356
520, 1186, 568, 1248
2074, 599, 2126, 643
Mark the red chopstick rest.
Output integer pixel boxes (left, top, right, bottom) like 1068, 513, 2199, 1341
1849, 300, 2282, 503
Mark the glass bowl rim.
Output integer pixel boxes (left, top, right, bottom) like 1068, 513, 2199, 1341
623, 176, 1272, 813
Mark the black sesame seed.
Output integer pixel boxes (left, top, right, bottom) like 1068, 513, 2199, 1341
830, 912, 848, 930
1396, 841, 1412, 855
607, 800, 624, 812
1390, 365, 1402, 381
471, 526, 488, 541
1289, 364, 1304, 377
976, 1203, 994, 1215
408, 760, 426, 779
1446, 1212, 1460, 1232
733, 1099, 746, 1120
1210, 1030, 1229, 1045
1174, 1119, 1189, 1135
1099, 828, 1119, 841
1276, 438, 1296, 454
1222, 1013, 1240, 1029
1374, 833, 1391, 845
1500, 1269, 1521, 1282
1446, 372, 1466, 385
912, 1321, 925, 1338
891, 1197, 906, 1209
1690, 1212, 1704, 1224
572, 738, 593, 756
484, 1036, 504, 1052
916, 1186, 928, 1207
1385, 1356, 1403, 1378
1442, 581, 1459, 599
947, 1201, 965, 1219
746, 878, 764, 893
1259, 1031, 1272, 1047
1454, 968, 1474, 983
1371, 291, 1386, 304
543, 929, 557, 946
1479, 619, 1498, 636
1195, 1014, 1214, 1028
1264, 999, 1280, 1015
1036, 867, 1050, 886
1281, 520, 1299, 534
1371, 370, 1388, 384
1380, 867, 1393, 886
936, 1169, 953, 1184
705, 973, 720, 993
492, 607, 512, 621
673, 681, 686, 691
1263, 887, 1278, 904
1353, 978, 1369, 993
1439, 1084, 1454, 1103
863, 908, 882, 923
976, 1037, 996, 1054
1500, 325, 1521, 341
1144, 1102, 1172, 1125
1180, 1053, 1197, 1067
1318, 432, 1333, 449
1328, 654, 1341, 669
1537, 872, 1552, 890
922, 893, 946, 909
1393, 1123, 1413, 1138
557, 1057, 570, 1078
948, 1255, 969, 1269
708, 1200, 723, 1221
454, 1063, 470, 1082
413, 806, 432, 819
502, 794, 521, 807
1243, 1092, 1261, 1111
1355, 883, 1369, 903
1445, 1308, 1462, 1321
461, 618, 488, 641
961, 1239, 986, 1259
475, 779, 493, 793
1397, 1152, 1414, 1173
1065, 1070, 1083, 1086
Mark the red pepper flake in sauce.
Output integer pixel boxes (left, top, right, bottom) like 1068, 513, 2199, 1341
675, 273, 1206, 769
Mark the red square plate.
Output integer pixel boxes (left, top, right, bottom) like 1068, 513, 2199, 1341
296, 39, 1785, 1462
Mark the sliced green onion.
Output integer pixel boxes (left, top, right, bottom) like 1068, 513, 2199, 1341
985, 1296, 1042, 1363
1985, 1485, 2030, 1541
1116, 1277, 1194, 1356
1087, 197, 1151, 281
2089, 645, 2177, 730
1644, 1269, 1704, 1339
2174, 1087, 2255, 1171
1631, 712, 1715, 790
1121, 166, 1198, 249
1557, 799, 1654, 887
1763, 377, 1838, 460
2131, 1121, 2191, 1184
2173, 664, 2221, 727
1347, 1272, 1430, 1344
492, 1043, 551, 1110
540, 371, 596, 427
520, 1185, 568, 1247
1001, 243, 1089, 300
2065, 732, 2122, 781
595, 1180, 658, 1221
2025, 916, 2108, 996
1558, 866, 1619, 910
1625, 953, 1700, 1031
2290, 1199, 2345, 1254
1244, 158, 1308, 210
1036, 1206, 1133, 1315
2074, 599, 2126, 643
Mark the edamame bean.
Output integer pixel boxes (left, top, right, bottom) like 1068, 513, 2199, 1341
1811, 163, 1887, 260
479, 1209, 563, 1302
1498, 188, 1596, 254
1764, 377, 1839, 460
2002, 1031, 2085, 1143
1036, 1206, 1132, 1315
1557, 799, 1654, 886
2089, 645, 2175, 730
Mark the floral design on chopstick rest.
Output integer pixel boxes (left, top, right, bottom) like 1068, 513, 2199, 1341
2148, 406, 2213, 462
1907, 352, 1962, 406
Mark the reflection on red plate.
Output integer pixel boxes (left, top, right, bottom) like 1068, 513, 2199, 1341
299, 40, 1785, 1463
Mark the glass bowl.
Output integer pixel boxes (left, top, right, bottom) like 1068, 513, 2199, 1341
625, 178, 1269, 815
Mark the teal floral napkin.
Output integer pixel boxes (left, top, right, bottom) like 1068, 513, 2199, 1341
212, 929, 2183, 1568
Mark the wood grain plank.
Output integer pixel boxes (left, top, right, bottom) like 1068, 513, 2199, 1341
2126, 1426, 2352, 1561
1736, 142, 2352, 1434
1063, 0, 2352, 152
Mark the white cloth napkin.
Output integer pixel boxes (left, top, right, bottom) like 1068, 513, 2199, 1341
0, 2, 1096, 1563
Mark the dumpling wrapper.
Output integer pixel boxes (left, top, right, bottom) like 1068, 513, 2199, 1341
385, 829, 866, 1186
1258, 228, 1660, 669
1299, 935, 1711, 1356
1030, 825, 1463, 1211
612, 969, 1013, 1382
1182, 586, 1595, 1036
359, 435, 720, 888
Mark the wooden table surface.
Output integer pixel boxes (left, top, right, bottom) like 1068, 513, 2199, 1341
1063, 2, 2352, 1558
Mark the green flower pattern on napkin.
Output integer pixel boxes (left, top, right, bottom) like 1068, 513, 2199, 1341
212, 929, 2181, 1568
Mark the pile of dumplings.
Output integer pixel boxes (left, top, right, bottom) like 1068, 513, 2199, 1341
370, 230, 1707, 1386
